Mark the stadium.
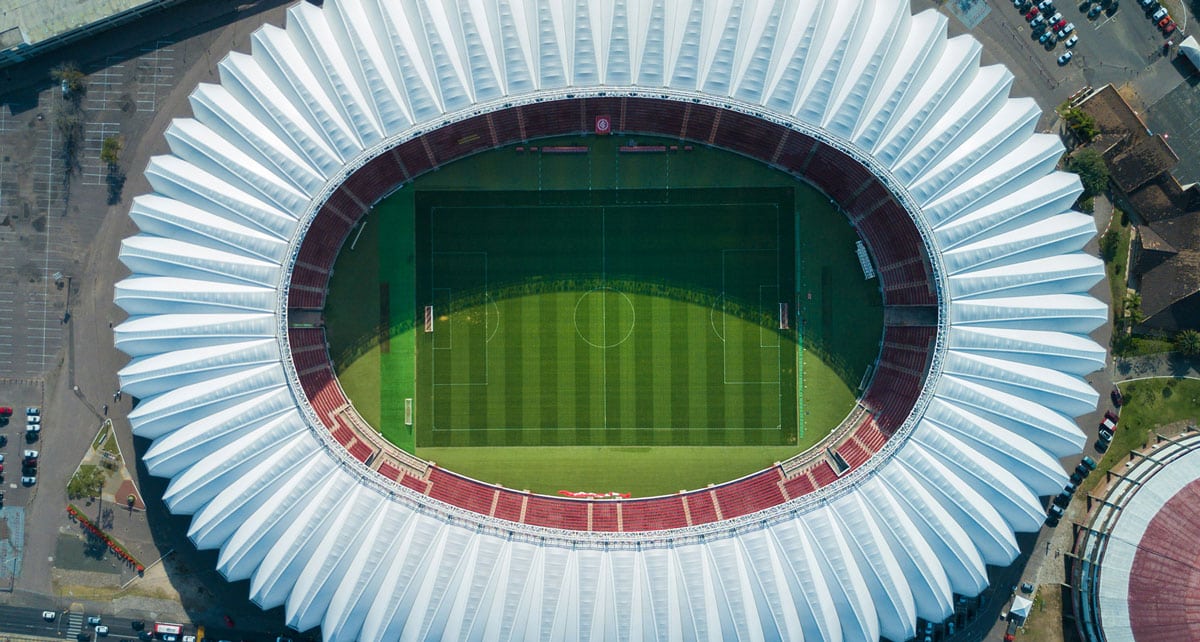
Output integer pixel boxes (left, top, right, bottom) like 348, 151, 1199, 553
112, 0, 1108, 640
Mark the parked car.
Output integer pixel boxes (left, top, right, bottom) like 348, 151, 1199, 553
1040, 30, 1055, 43
1081, 456, 1097, 471
0, 406, 11, 416
1046, 505, 1064, 526
1107, 0, 1119, 14
1054, 490, 1073, 508
1052, 18, 1068, 30
1140, 0, 1156, 8
21, 475, 36, 486
1027, 7, 1041, 19
1089, 3, 1103, 16
1163, 20, 1176, 34
1058, 22, 1076, 36
1070, 469, 1085, 485
25, 406, 39, 416
1099, 416, 1116, 441
1152, 7, 1168, 20
1032, 14, 1046, 26
1039, 0, 1056, 10
26, 414, 40, 425
1065, 34, 1079, 47
1158, 15, 1171, 28
1049, 11, 1064, 23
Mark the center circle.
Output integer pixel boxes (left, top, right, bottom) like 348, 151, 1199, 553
573, 288, 636, 348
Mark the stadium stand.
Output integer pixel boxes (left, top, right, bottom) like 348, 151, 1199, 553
712, 468, 787, 520
620, 496, 690, 531
427, 467, 497, 516
523, 495, 590, 530
591, 502, 620, 532
493, 491, 525, 522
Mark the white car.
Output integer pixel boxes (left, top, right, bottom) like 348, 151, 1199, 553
1152, 7, 1168, 20
24, 449, 38, 460
26, 406, 39, 416
1065, 34, 1079, 47
86, 615, 102, 626
1058, 51, 1074, 64
1057, 22, 1075, 37
95, 625, 109, 637
26, 415, 40, 425
21, 475, 36, 486
42, 611, 56, 621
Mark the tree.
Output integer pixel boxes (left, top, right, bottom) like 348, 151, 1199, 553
67, 465, 106, 499
50, 62, 86, 101
1123, 291, 1144, 326
1068, 148, 1110, 198
100, 135, 122, 167
1176, 329, 1200, 356
1100, 229, 1121, 262
1059, 105, 1100, 143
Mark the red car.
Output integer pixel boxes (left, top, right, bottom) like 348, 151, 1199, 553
1053, 18, 1068, 30
1104, 409, 1119, 423
1162, 19, 1176, 34
1026, 7, 1040, 19
0, 406, 11, 416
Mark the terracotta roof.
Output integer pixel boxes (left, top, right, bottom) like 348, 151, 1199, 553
1137, 250, 1200, 327
1111, 135, 1179, 193
1078, 85, 1151, 139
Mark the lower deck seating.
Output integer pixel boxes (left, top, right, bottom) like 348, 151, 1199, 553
713, 469, 787, 520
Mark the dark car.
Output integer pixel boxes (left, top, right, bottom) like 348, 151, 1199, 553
1074, 463, 1093, 478
1070, 470, 1086, 485
130, 621, 144, 631
1045, 505, 1064, 526
1089, 4, 1103, 16
1054, 490, 1073, 508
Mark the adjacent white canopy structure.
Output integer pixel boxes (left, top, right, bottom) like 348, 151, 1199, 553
114, 0, 1106, 640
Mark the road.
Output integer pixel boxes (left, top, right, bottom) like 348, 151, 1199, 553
0, 603, 296, 641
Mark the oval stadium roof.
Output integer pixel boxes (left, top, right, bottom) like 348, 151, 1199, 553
114, 0, 1106, 639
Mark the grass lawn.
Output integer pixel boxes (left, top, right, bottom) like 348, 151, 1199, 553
419, 445, 802, 496
1082, 378, 1200, 494
326, 134, 883, 493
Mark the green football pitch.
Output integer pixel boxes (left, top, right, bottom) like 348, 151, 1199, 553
323, 135, 884, 496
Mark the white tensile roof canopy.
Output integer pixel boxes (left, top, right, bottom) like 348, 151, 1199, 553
113, 0, 1105, 640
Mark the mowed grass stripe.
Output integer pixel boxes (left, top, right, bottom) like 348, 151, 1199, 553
650, 297, 673, 434
686, 304, 709, 445
540, 293, 559, 445
504, 296, 523, 442
556, 293, 579, 437
616, 296, 639, 440
634, 296, 654, 442
521, 294, 544, 443
669, 299, 689, 441
705, 302, 726, 438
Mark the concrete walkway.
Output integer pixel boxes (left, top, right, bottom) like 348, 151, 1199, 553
1113, 353, 1200, 382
